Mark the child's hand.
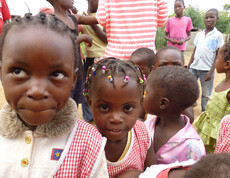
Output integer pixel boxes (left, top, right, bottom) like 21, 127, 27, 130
170, 39, 177, 44
204, 71, 213, 81
76, 34, 92, 47
177, 40, 185, 45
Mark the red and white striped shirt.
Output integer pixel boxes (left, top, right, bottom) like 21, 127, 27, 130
96, 0, 168, 60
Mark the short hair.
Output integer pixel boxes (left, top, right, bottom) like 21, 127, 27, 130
148, 66, 199, 111
175, 0, 185, 6
185, 153, 230, 178
207, 8, 219, 17
130, 48, 156, 67
155, 46, 184, 65
85, 57, 145, 97
223, 41, 230, 62
0, 12, 79, 70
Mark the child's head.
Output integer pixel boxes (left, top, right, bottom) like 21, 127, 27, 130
184, 153, 230, 178
174, 0, 185, 17
47, 0, 73, 10
0, 13, 78, 129
130, 48, 155, 78
204, 8, 219, 30
154, 46, 184, 69
144, 66, 199, 115
85, 58, 145, 141
88, 0, 99, 13
216, 41, 230, 73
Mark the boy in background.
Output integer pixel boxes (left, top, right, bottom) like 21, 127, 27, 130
188, 8, 224, 112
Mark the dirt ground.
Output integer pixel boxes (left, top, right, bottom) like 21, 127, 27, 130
0, 51, 225, 120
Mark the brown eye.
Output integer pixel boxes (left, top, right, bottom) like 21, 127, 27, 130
51, 71, 65, 79
12, 68, 27, 77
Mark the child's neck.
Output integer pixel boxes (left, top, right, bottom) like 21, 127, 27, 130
176, 14, 183, 18
105, 134, 128, 162
156, 114, 184, 128
205, 27, 214, 35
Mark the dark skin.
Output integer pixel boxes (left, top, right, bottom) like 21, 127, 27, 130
153, 100, 185, 153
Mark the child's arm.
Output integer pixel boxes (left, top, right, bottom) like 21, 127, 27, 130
157, 0, 168, 27
164, 32, 177, 44
76, 34, 92, 47
117, 170, 142, 178
74, 14, 98, 25
188, 47, 196, 69
204, 49, 219, 81
90, 25, 108, 44
144, 142, 157, 169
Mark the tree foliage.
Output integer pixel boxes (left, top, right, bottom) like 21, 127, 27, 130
184, 6, 205, 29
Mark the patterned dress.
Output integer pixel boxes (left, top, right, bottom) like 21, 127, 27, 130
193, 88, 230, 153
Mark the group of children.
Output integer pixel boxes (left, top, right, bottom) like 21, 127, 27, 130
0, 0, 230, 177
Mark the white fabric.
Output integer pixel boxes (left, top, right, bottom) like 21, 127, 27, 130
190, 28, 224, 71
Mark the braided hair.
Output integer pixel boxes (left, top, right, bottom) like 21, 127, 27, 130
0, 12, 79, 69
84, 57, 146, 97
223, 40, 230, 62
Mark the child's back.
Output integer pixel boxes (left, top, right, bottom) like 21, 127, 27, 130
144, 66, 205, 164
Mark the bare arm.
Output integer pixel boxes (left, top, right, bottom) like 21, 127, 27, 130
188, 47, 196, 69
204, 48, 219, 81
90, 25, 108, 44
164, 32, 177, 44
144, 142, 157, 169
74, 14, 98, 25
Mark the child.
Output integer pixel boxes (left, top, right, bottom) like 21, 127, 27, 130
139, 153, 230, 178
0, 13, 108, 177
84, 58, 156, 177
164, 0, 193, 53
194, 41, 230, 153
47, 0, 93, 108
188, 8, 224, 112
153, 46, 194, 123
130, 47, 156, 120
78, 0, 107, 122
95, 0, 168, 59
144, 66, 206, 164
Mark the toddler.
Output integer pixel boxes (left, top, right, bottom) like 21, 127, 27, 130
84, 58, 156, 177
165, 0, 193, 53
153, 46, 194, 122
194, 41, 230, 153
188, 8, 224, 112
130, 47, 156, 121
144, 66, 206, 164
0, 13, 108, 177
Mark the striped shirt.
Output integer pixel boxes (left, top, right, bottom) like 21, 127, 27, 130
96, 0, 168, 60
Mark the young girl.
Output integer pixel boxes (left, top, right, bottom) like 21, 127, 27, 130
164, 0, 193, 53
84, 58, 156, 177
153, 46, 194, 123
144, 66, 206, 164
194, 41, 230, 153
0, 13, 108, 177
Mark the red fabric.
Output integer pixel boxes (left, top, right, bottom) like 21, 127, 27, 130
157, 166, 190, 178
54, 119, 103, 177
0, 0, 11, 34
215, 115, 230, 153
108, 120, 151, 177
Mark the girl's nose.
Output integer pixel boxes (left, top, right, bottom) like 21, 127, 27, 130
26, 78, 49, 100
110, 112, 123, 124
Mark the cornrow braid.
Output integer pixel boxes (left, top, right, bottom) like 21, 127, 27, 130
84, 58, 146, 97
223, 40, 230, 62
0, 12, 79, 69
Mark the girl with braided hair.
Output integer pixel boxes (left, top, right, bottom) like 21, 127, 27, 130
0, 13, 108, 177
85, 58, 156, 177
194, 41, 230, 153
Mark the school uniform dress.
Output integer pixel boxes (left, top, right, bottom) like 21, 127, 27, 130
107, 120, 151, 177
0, 99, 108, 178
145, 115, 206, 164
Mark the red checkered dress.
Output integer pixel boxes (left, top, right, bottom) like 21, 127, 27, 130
107, 120, 151, 177
215, 115, 230, 153
54, 119, 103, 177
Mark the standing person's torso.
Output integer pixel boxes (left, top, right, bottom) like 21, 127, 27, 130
96, 0, 168, 60
190, 28, 224, 70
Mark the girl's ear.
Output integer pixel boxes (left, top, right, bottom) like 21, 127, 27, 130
159, 97, 169, 109
72, 68, 78, 90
